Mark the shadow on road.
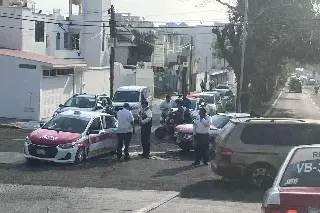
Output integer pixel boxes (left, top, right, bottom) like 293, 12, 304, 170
266, 108, 296, 118
180, 179, 265, 203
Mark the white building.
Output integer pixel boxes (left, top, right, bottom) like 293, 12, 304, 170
114, 13, 155, 66
0, 0, 112, 120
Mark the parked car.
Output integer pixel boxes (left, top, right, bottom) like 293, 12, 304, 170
289, 78, 302, 93
174, 113, 251, 151
53, 94, 105, 117
213, 89, 235, 112
211, 118, 320, 187
262, 144, 320, 212
216, 84, 230, 89
199, 93, 222, 115
112, 86, 152, 122
24, 110, 118, 164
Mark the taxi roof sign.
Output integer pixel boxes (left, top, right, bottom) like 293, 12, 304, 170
73, 110, 81, 115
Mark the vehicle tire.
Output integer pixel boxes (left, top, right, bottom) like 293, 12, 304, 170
155, 127, 166, 139
75, 147, 86, 164
26, 158, 41, 165
246, 163, 276, 189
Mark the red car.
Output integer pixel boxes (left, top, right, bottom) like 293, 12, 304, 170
262, 145, 320, 213
174, 113, 250, 151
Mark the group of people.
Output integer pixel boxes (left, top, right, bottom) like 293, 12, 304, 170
116, 95, 211, 166
116, 100, 152, 160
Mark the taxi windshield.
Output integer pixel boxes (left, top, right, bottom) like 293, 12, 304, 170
199, 95, 215, 104
280, 147, 320, 187
210, 115, 230, 129
64, 96, 96, 108
42, 116, 89, 133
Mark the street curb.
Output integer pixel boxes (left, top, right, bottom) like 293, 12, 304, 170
263, 87, 285, 117
0, 124, 23, 129
135, 192, 180, 213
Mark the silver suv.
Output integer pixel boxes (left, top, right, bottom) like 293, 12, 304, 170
211, 118, 320, 187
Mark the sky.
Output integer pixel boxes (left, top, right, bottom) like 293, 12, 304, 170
33, 0, 229, 25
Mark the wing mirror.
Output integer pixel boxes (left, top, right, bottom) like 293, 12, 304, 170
59, 104, 64, 108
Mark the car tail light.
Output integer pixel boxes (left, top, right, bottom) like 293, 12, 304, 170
219, 146, 233, 162
220, 147, 233, 155
263, 205, 303, 213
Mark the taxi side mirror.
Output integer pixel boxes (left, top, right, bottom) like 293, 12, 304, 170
39, 123, 45, 127
59, 104, 64, 108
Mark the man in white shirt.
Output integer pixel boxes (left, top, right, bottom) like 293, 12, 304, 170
139, 100, 152, 158
116, 103, 135, 160
192, 107, 211, 165
159, 95, 171, 119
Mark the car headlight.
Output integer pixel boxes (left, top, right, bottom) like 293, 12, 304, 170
58, 142, 76, 149
25, 136, 31, 144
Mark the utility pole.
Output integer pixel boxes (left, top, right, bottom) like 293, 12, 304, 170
188, 36, 193, 94
237, 0, 248, 112
204, 56, 208, 84
109, 5, 116, 99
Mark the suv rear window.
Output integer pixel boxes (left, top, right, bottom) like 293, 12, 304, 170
240, 124, 320, 146
280, 147, 320, 187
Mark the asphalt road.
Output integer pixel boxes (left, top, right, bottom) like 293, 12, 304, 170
0, 87, 318, 212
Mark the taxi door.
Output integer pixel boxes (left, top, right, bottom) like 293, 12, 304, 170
87, 116, 109, 157
100, 115, 118, 152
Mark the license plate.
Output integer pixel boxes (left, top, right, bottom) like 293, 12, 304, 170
309, 208, 320, 213
37, 149, 45, 155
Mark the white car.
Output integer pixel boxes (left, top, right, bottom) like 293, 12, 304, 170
24, 110, 118, 164
262, 144, 320, 212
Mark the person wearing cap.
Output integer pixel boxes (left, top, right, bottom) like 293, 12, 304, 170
139, 100, 152, 158
192, 107, 211, 166
116, 103, 135, 160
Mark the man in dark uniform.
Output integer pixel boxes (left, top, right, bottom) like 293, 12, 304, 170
139, 100, 152, 158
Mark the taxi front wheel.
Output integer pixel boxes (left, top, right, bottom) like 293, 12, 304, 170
75, 147, 86, 164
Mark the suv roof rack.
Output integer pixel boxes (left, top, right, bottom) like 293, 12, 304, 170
244, 118, 306, 123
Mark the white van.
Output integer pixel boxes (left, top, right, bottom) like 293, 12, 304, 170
112, 86, 152, 121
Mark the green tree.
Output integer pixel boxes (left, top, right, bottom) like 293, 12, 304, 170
132, 30, 155, 59
212, 0, 320, 111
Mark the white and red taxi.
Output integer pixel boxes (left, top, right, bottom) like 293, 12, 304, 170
262, 144, 320, 213
24, 110, 118, 164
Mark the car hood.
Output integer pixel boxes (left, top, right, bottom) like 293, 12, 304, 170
29, 129, 82, 145
57, 107, 94, 113
175, 124, 218, 133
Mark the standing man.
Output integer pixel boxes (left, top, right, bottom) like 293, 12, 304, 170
159, 95, 171, 120
192, 107, 211, 165
116, 103, 135, 160
139, 100, 152, 158
200, 80, 206, 92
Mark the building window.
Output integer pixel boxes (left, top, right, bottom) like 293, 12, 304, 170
35, 21, 45, 42
102, 23, 105, 51
43, 69, 74, 77
56, 32, 60, 50
64, 33, 80, 50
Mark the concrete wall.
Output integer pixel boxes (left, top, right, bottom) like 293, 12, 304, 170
0, 55, 41, 120
135, 68, 154, 97
115, 46, 130, 65
40, 72, 81, 119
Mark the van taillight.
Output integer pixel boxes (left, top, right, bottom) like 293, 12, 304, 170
219, 146, 233, 162
264, 205, 303, 213
220, 147, 233, 155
